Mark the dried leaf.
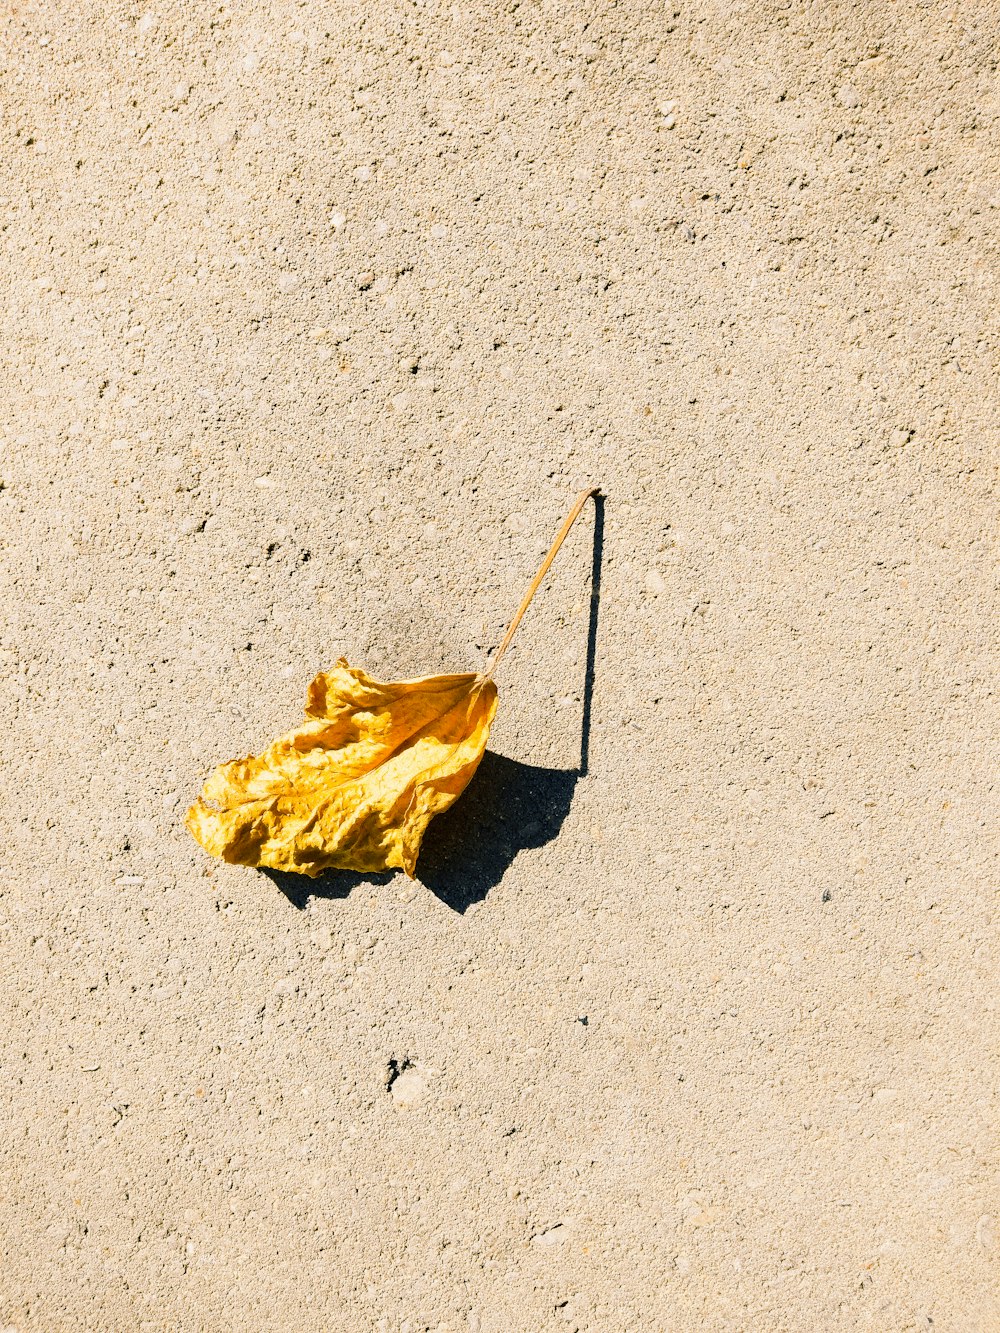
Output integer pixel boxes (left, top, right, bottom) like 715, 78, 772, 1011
186, 487, 598, 881
187, 661, 497, 877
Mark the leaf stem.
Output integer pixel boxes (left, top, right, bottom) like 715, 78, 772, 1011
484, 487, 599, 678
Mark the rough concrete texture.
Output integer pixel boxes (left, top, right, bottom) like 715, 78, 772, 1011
2, 1, 997, 1329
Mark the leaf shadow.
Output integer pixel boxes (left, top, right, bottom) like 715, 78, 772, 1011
415, 752, 579, 912
260, 492, 603, 914
260, 865, 394, 911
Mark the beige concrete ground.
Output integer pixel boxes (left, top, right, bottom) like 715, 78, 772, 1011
2, 1, 998, 1329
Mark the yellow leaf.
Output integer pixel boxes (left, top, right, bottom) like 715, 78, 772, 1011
186, 487, 598, 880
186, 661, 497, 877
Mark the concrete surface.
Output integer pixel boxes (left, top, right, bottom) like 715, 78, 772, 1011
2, 1, 997, 1329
